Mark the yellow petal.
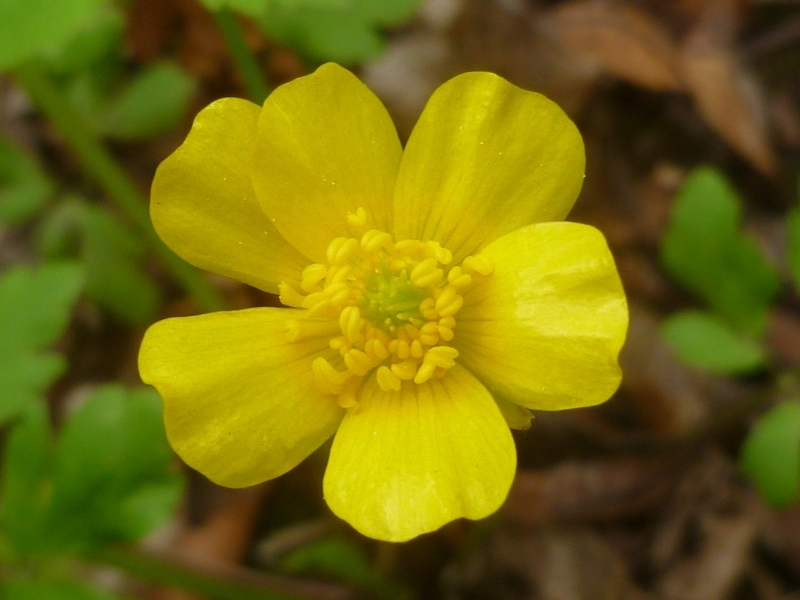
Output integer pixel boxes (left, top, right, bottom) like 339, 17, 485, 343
151, 98, 308, 294
494, 395, 533, 430
253, 63, 402, 263
393, 73, 585, 262
139, 308, 343, 487
455, 222, 628, 410
323, 364, 516, 542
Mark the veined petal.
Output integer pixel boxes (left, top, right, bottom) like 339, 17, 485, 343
253, 63, 402, 263
393, 72, 585, 262
151, 98, 308, 294
323, 364, 516, 542
455, 222, 628, 410
139, 308, 343, 487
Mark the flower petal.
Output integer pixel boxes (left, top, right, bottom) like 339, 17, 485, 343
253, 63, 402, 263
151, 98, 308, 294
455, 222, 628, 410
392, 72, 585, 262
138, 308, 343, 487
323, 364, 516, 542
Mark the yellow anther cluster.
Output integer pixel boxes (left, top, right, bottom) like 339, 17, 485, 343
280, 217, 492, 410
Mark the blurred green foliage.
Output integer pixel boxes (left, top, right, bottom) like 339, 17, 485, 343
659, 166, 800, 508
659, 166, 779, 374
1, 386, 183, 594
660, 167, 780, 337
0, 264, 84, 423
740, 400, 800, 507
0, 0, 109, 70
0, 139, 54, 225
660, 310, 767, 374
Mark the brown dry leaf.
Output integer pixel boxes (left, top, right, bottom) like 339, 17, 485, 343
148, 485, 270, 600
679, 20, 778, 175
453, 527, 654, 600
542, 0, 682, 92
504, 455, 683, 526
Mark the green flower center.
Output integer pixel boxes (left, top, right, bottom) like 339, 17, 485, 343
360, 266, 427, 331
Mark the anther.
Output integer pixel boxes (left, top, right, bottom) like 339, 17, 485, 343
339, 306, 363, 343
278, 282, 305, 308
361, 230, 393, 253
424, 346, 459, 368
391, 359, 418, 380
346, 207, 367, 227
312, 357, 350, 394
344, 349, 372, 376
377, 365, 402, 392
410, 257, 444, 287
463, 255, 493, 276
413, 362, 437, 384
327, 237, 359, 264
301, 264, 327, 292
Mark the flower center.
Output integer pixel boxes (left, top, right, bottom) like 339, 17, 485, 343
279, 208, 492, 410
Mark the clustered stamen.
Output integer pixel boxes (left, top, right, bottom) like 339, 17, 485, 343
280, 208, 492, 411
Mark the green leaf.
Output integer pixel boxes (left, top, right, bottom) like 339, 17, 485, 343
81, 205, 160, 323
101, 62, 197, 141
1, 578, 118, 600
44, 7, 124, 76
0, 137, 54, 225
0, 0, 109, 70
660, 167, 780, 334
46, 385, 183, 550
0, 402, 54, 557
661, 310, 767, 374
740, 400, 800, 507
786, 207, 800, 293
0, 263, 84, 423
259, 0, 423, 64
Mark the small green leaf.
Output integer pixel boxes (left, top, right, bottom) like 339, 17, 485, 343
0, 402, 54, 557
0, 0, 109, 70
46, 385, 183, 550
0, 137, 54, 225
0, 263, 84, 423
102, 62, 197, 141
740, 400, 800, 507
660, 167, 780, 334
661, 310, 767, 374
1, 578, 119, 600
259, 0, 423, 64
81, 206, 160, 323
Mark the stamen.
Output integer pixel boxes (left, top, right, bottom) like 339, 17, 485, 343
281, 222, 493, 408
463, 255, 493, 276
346, 207, 367, 228
377, 365, 401, 392
301, 264, 327, 292
279, 282, 305, 308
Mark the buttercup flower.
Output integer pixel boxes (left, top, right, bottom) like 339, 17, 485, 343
139, 63, 628, 542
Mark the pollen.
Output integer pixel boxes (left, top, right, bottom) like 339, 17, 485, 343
281, 210, 492, 411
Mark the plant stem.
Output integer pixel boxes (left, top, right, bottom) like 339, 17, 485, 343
12, 61, 227, 313
88, 545, 358, 600
215, 8, 270, 104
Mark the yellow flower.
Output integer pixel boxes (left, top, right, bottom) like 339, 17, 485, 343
139, 63, 628, 542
